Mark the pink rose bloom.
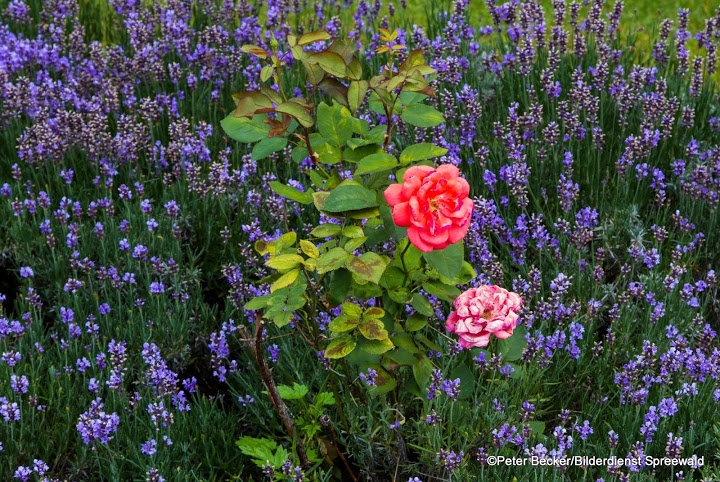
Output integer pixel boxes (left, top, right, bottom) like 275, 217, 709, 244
445, 285, 522, 348
384, 164, 473, 252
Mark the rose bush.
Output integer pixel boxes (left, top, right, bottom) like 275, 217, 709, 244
445, 285, 523, 348
384, 164, 474, 252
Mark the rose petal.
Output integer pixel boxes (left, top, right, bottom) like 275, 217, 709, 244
407, 226, 435, 252
384, 183, 404, 206
392, 202, 412, 227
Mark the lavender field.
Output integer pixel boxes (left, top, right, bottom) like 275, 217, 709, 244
1, 0, 720, 480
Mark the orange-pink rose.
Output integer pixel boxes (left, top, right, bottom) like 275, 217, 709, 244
445, 285, 522, 349
383, 164, 473, 252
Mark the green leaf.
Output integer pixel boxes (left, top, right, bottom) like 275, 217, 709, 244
315, 142, 342, 164
300, 240, 319, 258
449, 363, 475, 400
399, 143, 448, 164
221, 113, 270, 143
322, 183, 378, 212
298, 30, 332, 45
277, 383, 309, 400
526, 421, 546, 435
265, 254, 305, 271
236, 436, 276, 463
346, 252, 387, 284
316, 247, 351, 274
438, 261, 477, 285
346, 57, 363, 80
270, 268, 300, 293
307, 51, 347, 77
412, 355, 434, 389
342, 226, 365, 238
276, 99, 314, 128
362, 307, 385, 320
422, 280, 461, 302
317, 102, 354, 147
358, 319, 388, 340
348, 80, 368, 113
405, 314, 427, 331
291, 145, 309, 163
301, 59, 325, 85
328, 314, 360, 333
269, 181, 312, 204
310, 224, 342, 237
380, 265, 405, 290
384, 347, 416, 367
496, 324, 528, 362
343, 236, 367, 253
423, 241, 463, 280
325, 335, 357, 359
369, 366, 396, 395
328, 38, 358, 63
314, 392, 335, 406
411, 293, 434, 316
401, 103, 444, 128
355, 153, 399, 175
388, 287, 412, 304
244, 295, 271, 311
319, 78, 350, 108
358, 337, 394, 354
328, 268, 352, 306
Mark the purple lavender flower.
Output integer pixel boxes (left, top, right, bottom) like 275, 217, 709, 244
141, 439, 158, 456
19, 267, 33, 278
77, 398, 120, 444
359, 368, 378, 386
149, 282, 165, 295
13, 466, 31, 481
267, 344, 280, 363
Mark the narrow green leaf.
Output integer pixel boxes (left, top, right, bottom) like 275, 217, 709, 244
401, 103, 444, 128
